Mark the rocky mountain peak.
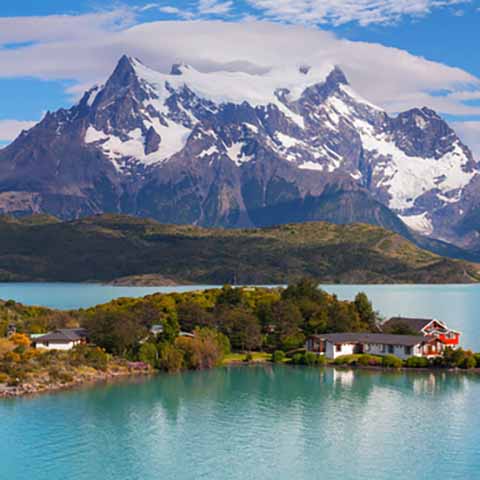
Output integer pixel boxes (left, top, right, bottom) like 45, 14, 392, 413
106, 55, 141, 88
326, 65, 349, 87
170, 62, 191, 75
391, 106, 474, 161
0, 55, 478, 253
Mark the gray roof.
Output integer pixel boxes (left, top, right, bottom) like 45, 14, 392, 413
35, 328, 87, 343
310, 332, 431, 347
58, 328, 88, 338
382, 317, 435, 333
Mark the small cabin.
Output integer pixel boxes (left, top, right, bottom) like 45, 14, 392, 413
33, 328, 88, 351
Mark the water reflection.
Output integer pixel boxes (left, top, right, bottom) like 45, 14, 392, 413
1, 366, 480, 480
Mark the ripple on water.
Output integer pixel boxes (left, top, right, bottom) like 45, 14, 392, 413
2, 366, 480, 480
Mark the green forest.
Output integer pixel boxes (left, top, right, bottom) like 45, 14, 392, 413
1, 280, 378, 373
0, 214, 477, 284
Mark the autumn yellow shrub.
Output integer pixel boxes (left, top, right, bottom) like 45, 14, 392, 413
10, 333, 31, 348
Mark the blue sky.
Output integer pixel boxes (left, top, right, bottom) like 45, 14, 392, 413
0, 0, 480, 154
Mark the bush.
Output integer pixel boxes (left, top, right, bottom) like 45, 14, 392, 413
290, 352, 325, 366
304, 352, 318, 366
272, 350, 286, 363
334, 355, 358, 365
405, 356, 430, 368
475, 354, 480, 367
0, 372, 9, 383
48, 368, 73, 383
244, 353, 253, 363
316, 355, 327, 366
3, 351, 20, 363
158, 344, 184, 373
382, 355, 403, 369
84, 347, 109, 371
462, 355, 477, 370
69, 345, 109, 371
138, 342, 158, 368
291, 353, 304, 365
176, 329, 227, 370
442, 347, 470, 368
357, 354, 382, 367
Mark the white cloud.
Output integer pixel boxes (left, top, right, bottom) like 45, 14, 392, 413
0, 11, 479, 152
158, 6, 195, 19
158, 0, 233, 18
138, 3, 160, 12
246, 0, 472, 26
198, 0, 234, 15
452, 121, 480, 160
0, 120, 37, 142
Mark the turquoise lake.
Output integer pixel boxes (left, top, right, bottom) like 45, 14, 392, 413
1, 366, 480, 480
1, 283, 480, 478
0, 282, 478, 349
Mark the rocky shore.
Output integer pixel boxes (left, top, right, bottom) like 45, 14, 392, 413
0, 362, 152, 398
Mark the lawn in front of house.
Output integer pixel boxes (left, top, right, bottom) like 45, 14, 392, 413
222, 352, 271, 365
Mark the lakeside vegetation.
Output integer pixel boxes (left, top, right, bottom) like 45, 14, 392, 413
2, 280, 480, 396
0, 333, 151, 397
0, 214, 478, 284
0, 280, 381, 386
288, 348, 480, 370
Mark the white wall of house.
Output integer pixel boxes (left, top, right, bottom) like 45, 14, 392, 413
322, 341, 426, 360
326, 342, 356, 359
364, 343, 419, 360
35, 340, 80, 351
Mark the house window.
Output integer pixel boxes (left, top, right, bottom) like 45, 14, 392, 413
405, 346, 412, 356
335, 344, 342, 352
388, 345, 394, 354
381, 344, 386, 353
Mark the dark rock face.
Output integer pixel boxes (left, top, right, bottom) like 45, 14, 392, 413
0, 55, 478, 250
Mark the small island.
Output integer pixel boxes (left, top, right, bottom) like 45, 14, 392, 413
1, 280, 478, 397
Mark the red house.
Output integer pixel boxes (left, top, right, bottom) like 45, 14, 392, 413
382, 317, 460, 347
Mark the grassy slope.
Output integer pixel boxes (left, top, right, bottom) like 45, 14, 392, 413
0, 214, 478, 284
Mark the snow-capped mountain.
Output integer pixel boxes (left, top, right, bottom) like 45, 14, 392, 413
0, 55, 478, 250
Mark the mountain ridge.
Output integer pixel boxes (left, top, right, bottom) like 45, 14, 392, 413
0, 214, 478, 284
0, 55, 478, 252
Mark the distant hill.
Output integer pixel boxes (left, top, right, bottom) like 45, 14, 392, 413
0, 214, 478, 284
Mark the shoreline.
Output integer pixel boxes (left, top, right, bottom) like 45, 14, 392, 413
4, 361, 480, 400
225, 359, 480, 374
0, 364, 153, 399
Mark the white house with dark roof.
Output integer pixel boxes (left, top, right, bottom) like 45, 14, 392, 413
306, 332, 448, 360
33, 328, 88, 351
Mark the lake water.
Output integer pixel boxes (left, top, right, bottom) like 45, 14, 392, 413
0, 283, 478, 350
1, 365, 479, 480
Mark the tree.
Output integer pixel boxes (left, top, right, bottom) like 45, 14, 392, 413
328, 300, 362, 332
160, 315, 180, 344
270, 301, 305, 351
218, 307, 262, 351
138, 342, 158, 368
177, 301, 214, 332
84, 310, 146, 356
282, 278, 322, 302
175, 328, 229, 370
354, 293, 377, 329
158, 344, 184, 373
216, 286, 244, 306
